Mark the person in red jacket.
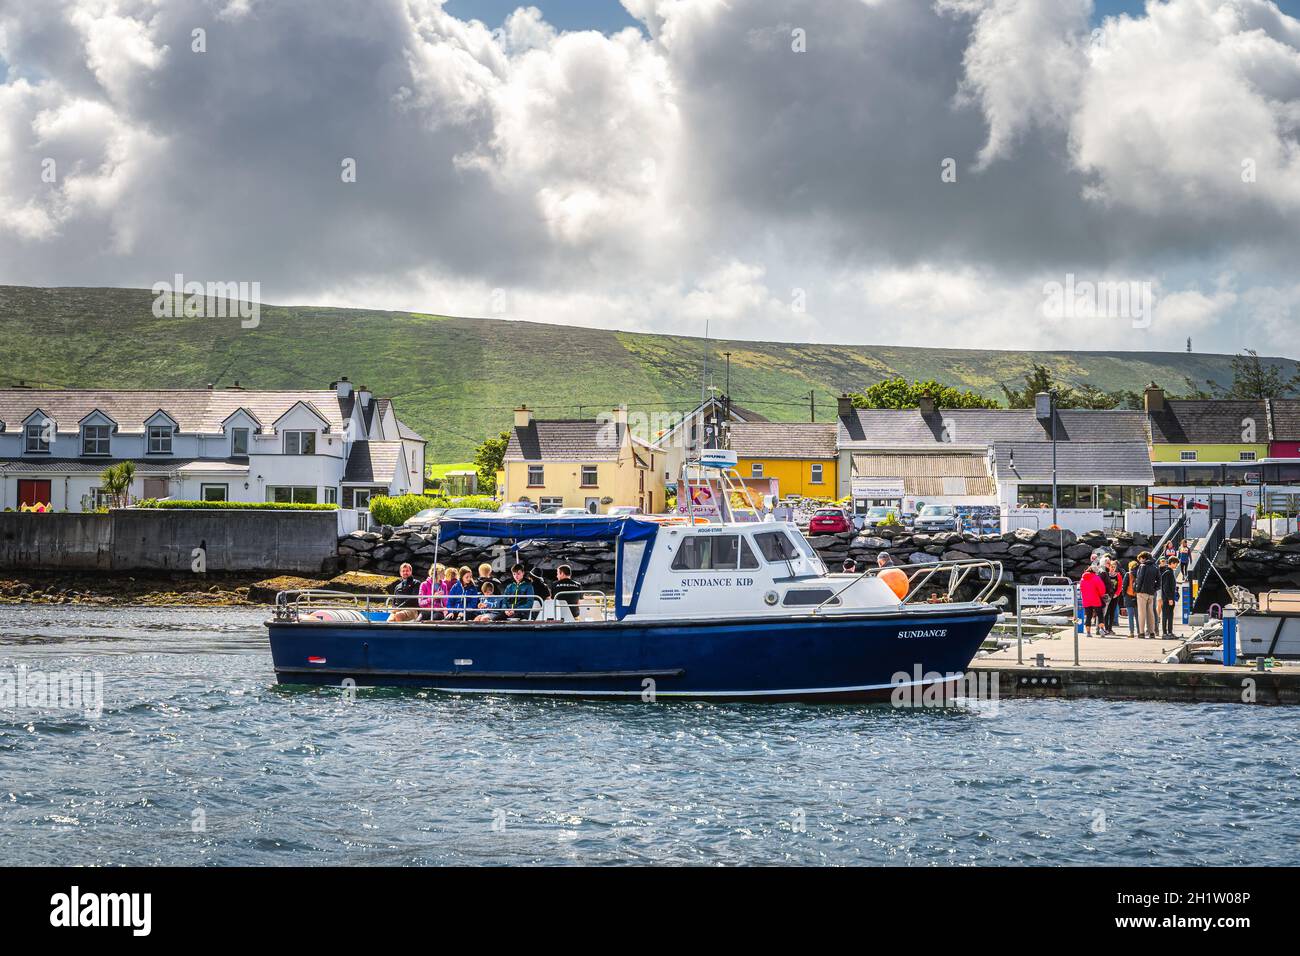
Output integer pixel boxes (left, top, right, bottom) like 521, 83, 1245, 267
1079, 564, 1107, 636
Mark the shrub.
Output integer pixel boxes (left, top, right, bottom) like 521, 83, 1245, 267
369, 494, 448, 526
135, 499, 337, 511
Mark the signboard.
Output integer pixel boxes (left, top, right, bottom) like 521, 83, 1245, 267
851, 478, 904, 498
676, 481, 721, 518
1017, 584, 1076, 607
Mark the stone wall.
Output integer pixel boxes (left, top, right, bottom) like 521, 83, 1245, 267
1224, 533, 1300, 589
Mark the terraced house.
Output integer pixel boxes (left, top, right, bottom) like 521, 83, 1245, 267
0, 378, 425, 519
503, 405, 664, 513
727, 422, 838, 499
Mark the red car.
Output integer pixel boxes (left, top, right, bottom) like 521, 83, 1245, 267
808, 508, 851, 534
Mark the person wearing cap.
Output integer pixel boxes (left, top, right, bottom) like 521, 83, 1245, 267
876, 551, 893, 569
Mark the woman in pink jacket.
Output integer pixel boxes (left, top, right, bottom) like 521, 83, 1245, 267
419, 564, 449, 622
1079, 565, 1107, 636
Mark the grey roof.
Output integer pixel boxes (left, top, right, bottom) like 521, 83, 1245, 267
1268, 399, 1300, 442
838, 407, 1149, 447
991, 442, 1155, 484
0, 457, 219, 475
1148, 400, 1268, 445
506, 420, 624, 462
729, 422, 837, 459
0, 387, 359, 435
343, 441, 403, 484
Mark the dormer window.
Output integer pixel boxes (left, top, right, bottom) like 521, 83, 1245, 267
24, 422, 50, 454
148, 425, 174, 455
285, 430, 316, 455
82, 424, 111, 456
231, 427, 250, 457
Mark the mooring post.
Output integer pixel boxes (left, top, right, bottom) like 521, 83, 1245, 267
1016, 601, 1024, 665
1222, 604, 1237, 667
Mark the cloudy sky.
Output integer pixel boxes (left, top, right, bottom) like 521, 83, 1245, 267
1, 0, 1299, 353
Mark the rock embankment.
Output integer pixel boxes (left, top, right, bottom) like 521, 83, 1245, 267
336, 523, 1165, 590
1225, 533, 1300, 588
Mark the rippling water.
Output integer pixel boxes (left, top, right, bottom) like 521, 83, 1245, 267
0, 605, 1296, 866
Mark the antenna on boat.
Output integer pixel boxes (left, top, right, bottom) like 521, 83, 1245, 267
700, 320, 709, 406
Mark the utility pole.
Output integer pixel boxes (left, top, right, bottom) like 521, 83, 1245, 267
809, 390, 816, 422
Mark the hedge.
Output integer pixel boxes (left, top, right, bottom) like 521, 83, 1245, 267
135, 499, 338, 511
369, 493, 500, 526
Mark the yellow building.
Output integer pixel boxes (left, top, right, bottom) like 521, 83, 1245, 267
728, 422, 839, 500
502, 406, 666, 513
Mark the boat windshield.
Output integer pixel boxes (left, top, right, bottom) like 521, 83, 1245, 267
754, 528, 825, 578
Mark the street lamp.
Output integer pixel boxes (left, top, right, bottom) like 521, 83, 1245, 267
1035, 390, 1063, 576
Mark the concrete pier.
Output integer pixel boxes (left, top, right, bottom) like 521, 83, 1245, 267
972, 620, 1300, 704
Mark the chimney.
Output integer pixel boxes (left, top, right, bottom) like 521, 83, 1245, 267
336, 376, 353, 400
1143, 383, 1165, 414
514, 405, 533, 428
357, 384, 372, 408
917, 392, 936, 416
837, 393, 854, 418
227, 381, 245, 390
206, 383, 213, 390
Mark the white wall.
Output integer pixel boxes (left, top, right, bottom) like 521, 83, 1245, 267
1001, 508, 1104, 535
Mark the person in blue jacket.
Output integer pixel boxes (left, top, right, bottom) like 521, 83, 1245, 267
448, 566, 480, 620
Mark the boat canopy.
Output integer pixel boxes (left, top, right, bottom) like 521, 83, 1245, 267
432, 515, 659, 619
433, 515, 659, 543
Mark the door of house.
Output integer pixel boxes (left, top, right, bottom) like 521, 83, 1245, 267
17, 479, 52, 508
584, 497, 599, 514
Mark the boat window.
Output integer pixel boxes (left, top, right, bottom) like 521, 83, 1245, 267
620, 540, 647, 607
783, 589, 840, 606
754, 531, 799, 563
671, 534, 756, 571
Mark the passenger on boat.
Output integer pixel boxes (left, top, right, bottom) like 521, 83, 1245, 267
550, 564, 583, 612
448, 567, 480, 620
876, 551, 893, 569
476, 563, 498, 595
419, 564, 449, 621
388, 563, 421, 622
503, 563, 536, 620
473, 581, 508, 622
842, 558, 858, 573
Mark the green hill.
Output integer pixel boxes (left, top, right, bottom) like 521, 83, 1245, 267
1, 285, 1295, 462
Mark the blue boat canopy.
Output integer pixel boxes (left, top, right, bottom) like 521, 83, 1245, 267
434, 515, 660, 544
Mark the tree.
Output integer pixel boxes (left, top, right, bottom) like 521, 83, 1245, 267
474, 430, 509, 495
848, 377, 998, 410
1215, 349, 1300, 400
99, 461, 136, 508
999, 364, 1140, 410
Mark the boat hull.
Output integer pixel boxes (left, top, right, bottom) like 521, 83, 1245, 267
266, 607, 999, 701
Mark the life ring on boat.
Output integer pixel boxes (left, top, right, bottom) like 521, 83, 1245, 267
879, 567, 909, 600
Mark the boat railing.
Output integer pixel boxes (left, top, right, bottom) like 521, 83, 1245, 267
812, 557, 1004, 615
273, 589, 614, 623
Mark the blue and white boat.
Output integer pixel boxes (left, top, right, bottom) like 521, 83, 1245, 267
266, 515, 1002, 701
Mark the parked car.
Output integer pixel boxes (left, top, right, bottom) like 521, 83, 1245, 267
860, 506, 901, 529
555, 507, 596, 517
498, 501, 538, 516
913, 504, 957, 532
808, 508, 852, 534
403, 507, 446, 526
607, 505, 643, 516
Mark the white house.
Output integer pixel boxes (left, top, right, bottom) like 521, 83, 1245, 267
0, 378, 425, 526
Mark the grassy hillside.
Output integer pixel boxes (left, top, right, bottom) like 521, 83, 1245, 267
2, 285, 1296, 462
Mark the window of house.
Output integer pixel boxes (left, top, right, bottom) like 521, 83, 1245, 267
810, 463, 823, 484
148, 425, 173, 454
201, 484, 228, 502
231, 427, 250, 457
527, 465, 544, 486
324, 487, 337, 505
284, 430, 316, 455
24, 422, 50, 454
1180, 450, 1198, 462
353, 489, 372, 508
1240, 451, 1257, 461
82, 424, 111, 456
751, 462, 764, 479
540, 496, 564, 509
267, 485, 318, 504
670, 534, 759, 571
581, 465, 598, 486
142, 478, 169, 499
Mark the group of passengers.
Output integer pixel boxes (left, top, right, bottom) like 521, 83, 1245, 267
386, 561, 583, 623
